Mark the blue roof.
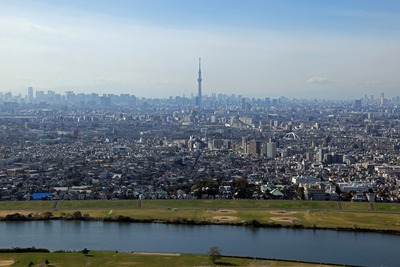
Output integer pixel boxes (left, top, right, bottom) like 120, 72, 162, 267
32, 193, 52, 200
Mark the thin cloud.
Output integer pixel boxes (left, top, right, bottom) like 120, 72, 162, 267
0, 17, 61, 36
362, 80, 382, 85
17, 76, 32, 82
307, 76, 337, 84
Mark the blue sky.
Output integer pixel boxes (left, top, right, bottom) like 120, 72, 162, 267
1, 0, 400, 99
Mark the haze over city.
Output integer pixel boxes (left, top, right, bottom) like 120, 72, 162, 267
1, 0, 400, 99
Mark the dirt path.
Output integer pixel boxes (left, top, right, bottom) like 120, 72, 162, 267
0, 260, 14, 266
270, 210, 296, 215
212, 215, 238, 221
210, 209, 237, 214
131, 252, 180, 256
270, 216, 298, 223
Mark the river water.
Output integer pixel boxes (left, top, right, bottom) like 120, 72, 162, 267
0, 221, 399, 267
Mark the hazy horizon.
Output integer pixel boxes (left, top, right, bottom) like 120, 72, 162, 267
1, 0, 400, 99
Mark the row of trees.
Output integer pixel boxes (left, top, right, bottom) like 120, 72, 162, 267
1, 211, 92, 221
191, 178, 261, 199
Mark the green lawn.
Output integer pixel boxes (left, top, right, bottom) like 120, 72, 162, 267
25, 199, 376, 211
0, 201, 53, 210
375, 202, 400, 212
1, 199, 393, 212
32, 199, 338, 210
0, 251, 346, 267
0, 199, 399, 232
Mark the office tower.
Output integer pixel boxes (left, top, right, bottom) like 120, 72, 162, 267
248, 140, 261, 156
318, 148, 326, 163
35, 91, 45, 102
65, 91, 75, 103
28, 87, 33, 103
265, 97, 271, 106
197, 57, 202, 107
354, 99, 362, 109
4, 92, 12, 102
266, 142, 277, 159
242, 136, 249, 154
380, 92, 385, 106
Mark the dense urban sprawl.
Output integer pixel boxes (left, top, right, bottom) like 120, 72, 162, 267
0, 90, 399, 203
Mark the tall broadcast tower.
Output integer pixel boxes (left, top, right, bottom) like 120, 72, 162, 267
197, 57, 202, 107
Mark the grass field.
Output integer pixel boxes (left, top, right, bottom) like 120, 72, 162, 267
0, 251, 348, 267
0, 199, 399, 232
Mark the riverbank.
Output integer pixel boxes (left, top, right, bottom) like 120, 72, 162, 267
0, 199, 399, 234
0, 250, 357, 267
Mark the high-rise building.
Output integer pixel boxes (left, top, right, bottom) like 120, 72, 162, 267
354, 99, 362, 109
241, 136, 248, 154
35, 91, 45, 102
28, 87, 33, 103
197, 57, 202, 107
318, 148, 326, 163
266, 142, 277, 159
248, 140, 261, 156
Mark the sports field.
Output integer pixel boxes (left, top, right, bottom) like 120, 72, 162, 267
0, 199, 399, 232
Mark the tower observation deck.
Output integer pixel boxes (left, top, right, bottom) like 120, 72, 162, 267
197, 57, 202, 107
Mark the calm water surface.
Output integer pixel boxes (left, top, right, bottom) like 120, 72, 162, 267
1, 221, 399, 267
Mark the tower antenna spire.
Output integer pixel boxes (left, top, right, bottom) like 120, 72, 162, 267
197, 57, 202, 107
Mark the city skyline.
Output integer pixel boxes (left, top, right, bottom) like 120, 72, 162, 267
1, 86, 398, 107
1, 0, 400, 99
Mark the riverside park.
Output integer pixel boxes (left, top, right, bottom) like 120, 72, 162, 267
0, 199, 399, 266
0, 199, 399, 232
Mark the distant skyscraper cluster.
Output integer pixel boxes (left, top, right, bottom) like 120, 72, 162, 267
0, 59, 399, 108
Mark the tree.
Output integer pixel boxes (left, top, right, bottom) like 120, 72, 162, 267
42, 212, 53, 220
335, 184, 342, 195
209, 246, 221, 263
232, 178, 251, 199
295, 186, 305, 200
72, 211, 83, 220
82, 248, 90, 255
341, 191, 353, 201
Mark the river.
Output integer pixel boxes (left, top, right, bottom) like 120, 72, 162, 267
0, 221, 399, 267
